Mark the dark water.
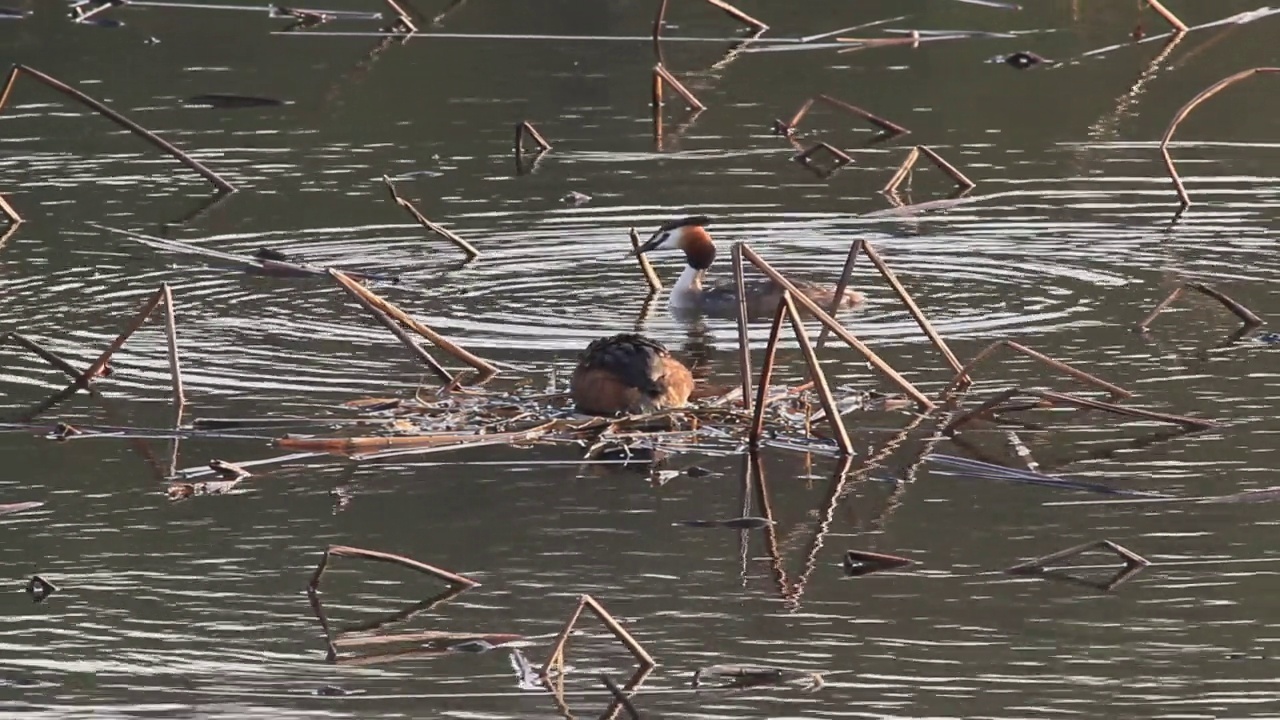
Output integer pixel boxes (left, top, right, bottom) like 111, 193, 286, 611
1, 1, 1279, 717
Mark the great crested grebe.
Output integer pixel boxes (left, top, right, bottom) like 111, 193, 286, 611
570, 333, 694, 416
634, 216, 865, 319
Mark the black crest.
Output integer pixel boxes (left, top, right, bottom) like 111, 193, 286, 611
656, 215, 711, 233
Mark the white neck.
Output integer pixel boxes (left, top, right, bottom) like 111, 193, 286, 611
669, 264, 704, 308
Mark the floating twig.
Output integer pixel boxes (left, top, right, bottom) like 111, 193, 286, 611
514, 121, 552, 155
380, 175, 481, 259
652, 63, 706, 111
541, 594, 656, 678
740, 243, 935, 411
330, 268, 498, 378
308, 544, 479, 593
1159, 67, 1279, 207
775, 93, 908, 137
1136, 281, 1263, 331
0, 65, 235, 193
882, 145, 976, 194
1007, 539, 1150, 575
692, 664, 823, 690
942, 340, 1132, 398
629, 227, 663, 292
842, 549, 915, 577
1146, 0, 1188, 33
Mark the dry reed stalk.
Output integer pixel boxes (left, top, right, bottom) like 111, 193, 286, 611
3, 332, 84, 381
941, 386, 1021, 433
702, 0, 768, 31
1160, 67, 1279, 207
880, 146, 920, 194
1146, 0, 1188, 32
0, 65, 235, 193
843, 549, 915, 576
276, 427, 538, 454
815, 239, 863, 350
652, 0, 669, 52
782, 292, 854, 455
382, 0, 418, 31
160, 283, 186, 419
1137, 282, 1263, 330
941, 340, 1132, 398
600, 674, 641, 720
1035, 389, 1217, 430
1007, 539, 1150, 575
651, 69, 665, 109
861, 241, 965, 377
749, 295, 789, 446
380, 175, 480, 259
514, 121, 552, 154
816, 94, 909, 136
1135, 284, 1185, 331
334, 630, 522, 649
309, 544, 479, 593
628, 228, 663, 291
72, 1, 119, 23
795, 141, 853, 166
739, 243, 935, 411
75, 288, 166, 388
731, 242, 753, 413
653, 64, 706, 111
0, 193, 21, 225
541, 594, 656, 678
334, 272, 453, 383
329, 268, 498, 377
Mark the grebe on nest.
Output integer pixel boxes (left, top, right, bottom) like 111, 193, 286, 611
634, 216, 864, 319
570, 333, 694, 416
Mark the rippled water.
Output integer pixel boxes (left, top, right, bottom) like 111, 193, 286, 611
1, 1, 1278, 717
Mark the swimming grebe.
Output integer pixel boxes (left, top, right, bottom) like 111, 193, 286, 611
570, 333, 694, 416
634, 216, 865, 319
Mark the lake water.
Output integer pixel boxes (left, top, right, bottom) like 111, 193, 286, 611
1, 1, 1278, 717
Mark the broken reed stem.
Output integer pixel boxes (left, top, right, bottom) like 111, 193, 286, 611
310, 544, 479, 592
1146, 0, 1189, 33
383, 0, 418, 31
795, 141, 853, 166
942, 340, 1132, 398
882, 146, 920, 194
782, 292, 854, 456
651, 66, 665, 108
652, 0, 669, 55
381, 175, 481, 260
73, 1, 118, 23
942, 386, 1024, 433
514, 121, 552, 155
337, 273, 454, 383
731, 242, 753, 414
816, 239, 862, 350
749, 295, 789, 446
0, 193, 22, 225
3, 333, 83, 381
0, 65, 236, 194
629, 227, 663, 291
1036, 389, 1217, 430
600, 674, 641, 720
77, 288, 166, 388
1137, 282, 1262, 330
916, 145, 977, 189
702, 0, 768, 31
653, 64, 706, 111
1007, 539, 1150, 575
541, 594, 656, 678
1135, 285, 1185, 331
816, 94, 909, 136
1159, 68, 1280, 207
329, 269, 497, 377
861, 241, 966, 377
160, 283, 186, 420
739, 243, 935, 411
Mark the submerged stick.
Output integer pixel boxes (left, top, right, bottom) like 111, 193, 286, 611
653, 64, 706, 111
329, 269, 498, 377
0, 65, 235, 193
1159, 67, 1279, 207
629, 227, 663, 291
749, 294, 789, 446
740, 243, 934, 411
782, 292, 853, 456
381, 175, 481, 259
731, 242, 753, 413
1146, 0, 1189, 33
309, 544, 479, 592
160, 283, 186, 419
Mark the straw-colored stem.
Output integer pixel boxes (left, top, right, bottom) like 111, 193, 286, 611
1188, 282, 1263, 326
383, 0, 418, 31
653, 64, 706, 111
816, 239, 862, 350
731, 242, 753, 413
76, 288, 166, 387
917, 145, 976, 189
1007, 539, 1150, 575
74, 1, 119, 24
652, 0, 668, 57
0, 65, 235, 193
941, 340, 1131, 398
786, 97, 815, 130
336, 274, 454, 383
0, 193, 21, 225
1135, 285, 1185, 331
816, 94, 909, 136
515, 121, 552, 154
629, 228, 663, 291
1146, 0, 1188, 32
740, 244, 934, 411
1035, 389, 1217, 430
749, 294, 789, 446
541, 596, 587, 675
581, 595, 656, 669
881, 146, 921, 194
702, 0, 768, 31
796, 141, 853, 165
330, 269, 497, 377
651, 70, 664, 109
309, 544, 479, 592
1159, 68, 1279, 207
862, 241, 965, 376
381, 175, 481, 259
782, 292, 853, 456
160, 283, 186, 420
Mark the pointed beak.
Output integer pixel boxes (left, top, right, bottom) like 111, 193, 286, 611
631, 232, 664, 257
